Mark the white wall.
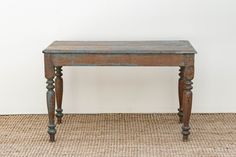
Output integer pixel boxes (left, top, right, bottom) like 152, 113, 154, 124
0, 0, 236, 114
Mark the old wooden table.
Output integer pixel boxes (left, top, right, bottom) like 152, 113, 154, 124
43, 41, 196, 142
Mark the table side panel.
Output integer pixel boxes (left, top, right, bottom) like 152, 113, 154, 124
49, 54, 194, 66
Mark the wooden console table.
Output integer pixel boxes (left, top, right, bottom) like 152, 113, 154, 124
43, 41, 196, 142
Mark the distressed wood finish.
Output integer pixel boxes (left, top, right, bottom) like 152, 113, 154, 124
182, 66, 194, 141
50, 54, 192, 66
43, 40, 196, 142
43, 41, 196, 54
55, 66, 63, 124
44, 55, 56, 142
178, 67, 184, 123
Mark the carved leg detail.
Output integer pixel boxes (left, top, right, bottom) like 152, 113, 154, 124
178, 67, 184, 123
46, 78, 56, 142
182, 66, 194, 141
55, 66, 63, 124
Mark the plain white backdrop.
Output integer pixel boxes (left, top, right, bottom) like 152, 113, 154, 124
0, 0, 235, 114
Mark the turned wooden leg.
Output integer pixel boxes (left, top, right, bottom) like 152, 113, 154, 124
46, 78, 56, 142
55, 66, 63, 124
178, 67, 184, 123
182, 66, 194, 141
45, 54, 56, 142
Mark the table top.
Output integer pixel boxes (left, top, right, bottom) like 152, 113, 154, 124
43, 41, 197, 54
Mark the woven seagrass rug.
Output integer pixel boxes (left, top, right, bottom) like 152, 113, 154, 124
0, 113, 235, 157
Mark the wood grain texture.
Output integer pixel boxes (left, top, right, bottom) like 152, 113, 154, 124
182, 66, 194, 141
178, 67, 184, 123
43, 41, 197, 54
43, 40, 196, 142
50, 54, 194, 66
46, 78, 56, 142
44, 54, 54, 79
55, 66, 63, 124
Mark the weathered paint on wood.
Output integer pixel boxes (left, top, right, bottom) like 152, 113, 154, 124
55, 66, 63, 124
50, 53, 194, 67
43, 41, 197, 54
178, 67, 184, 123
182, 66, 194, 141
46, 78, 56, 142
43, 40, 196, 142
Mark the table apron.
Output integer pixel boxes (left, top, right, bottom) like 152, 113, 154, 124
48, 54, 194, 66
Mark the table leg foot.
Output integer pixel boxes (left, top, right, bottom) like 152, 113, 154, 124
49, 135, 55, 142
56, 109, 63, 124
182, 126, 190, 141
56, 110, 63, 124
48, 124, 56, 142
